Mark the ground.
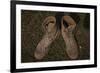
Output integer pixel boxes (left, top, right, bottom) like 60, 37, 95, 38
21, 10, 90, 63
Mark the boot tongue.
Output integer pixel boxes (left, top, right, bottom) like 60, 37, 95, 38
47, 23, 55, 32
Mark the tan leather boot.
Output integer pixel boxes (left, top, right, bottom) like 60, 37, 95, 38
34, 16, 59, 60
61, 15, 79, 59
